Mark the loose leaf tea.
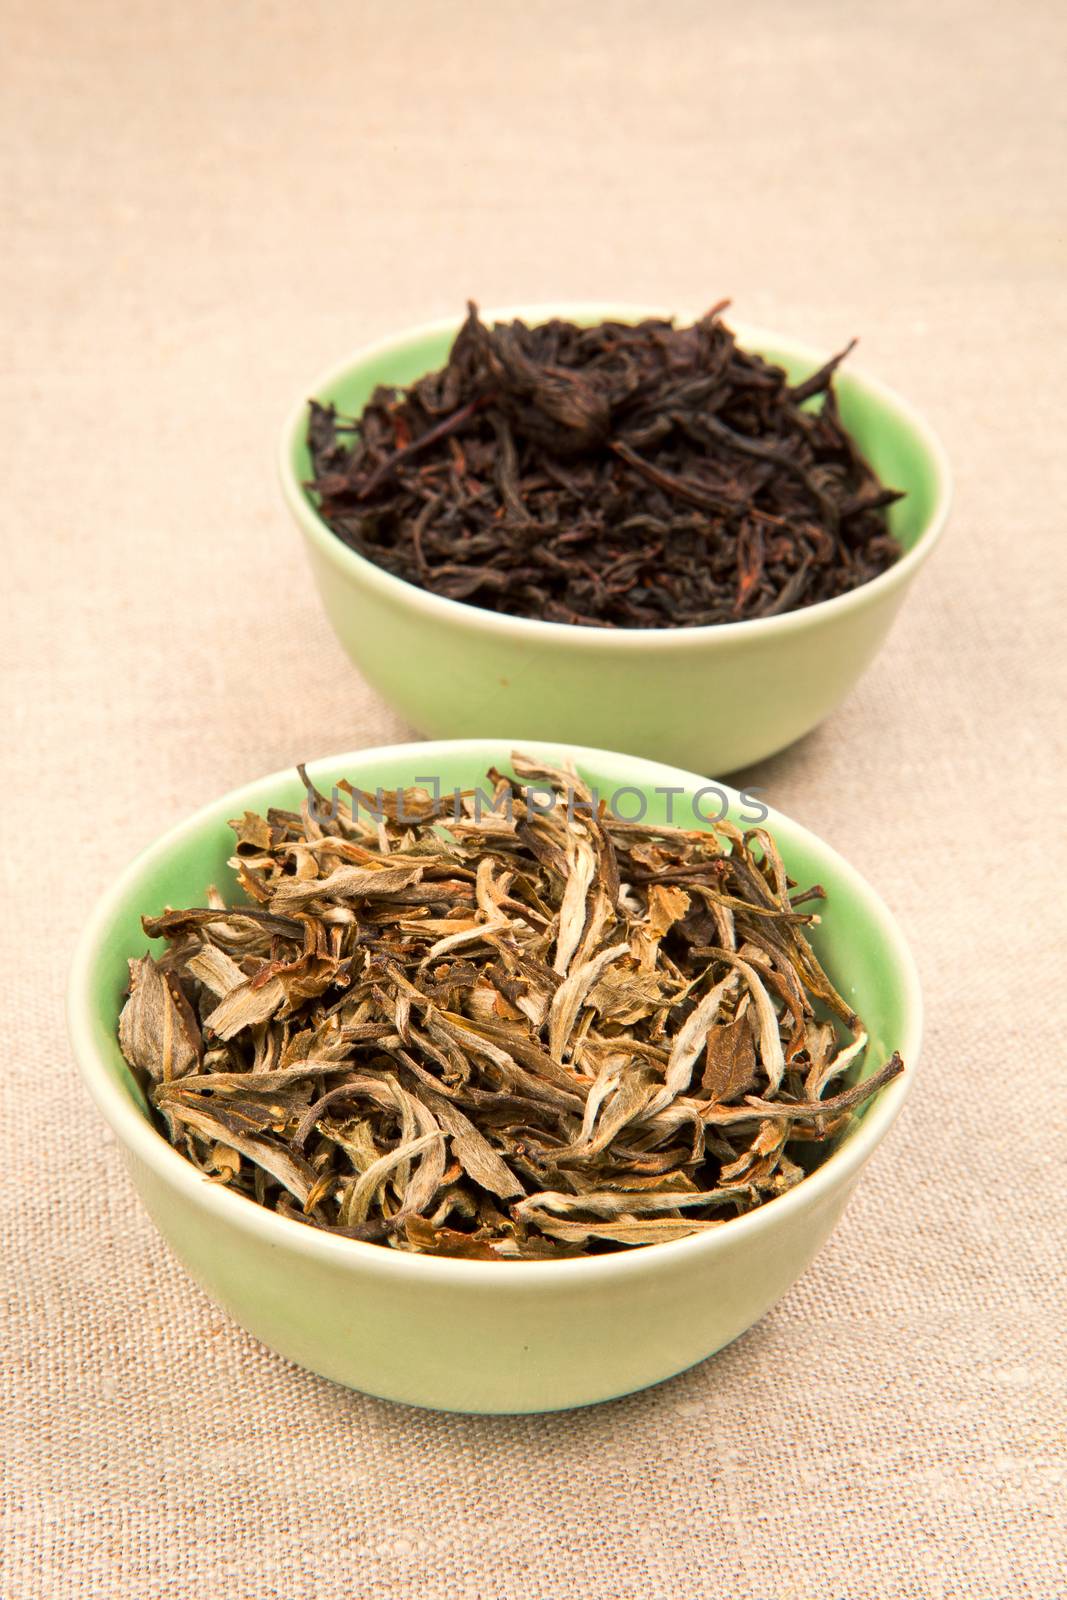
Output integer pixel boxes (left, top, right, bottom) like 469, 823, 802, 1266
306, 304, 903, 627
117, 758, 903, 1259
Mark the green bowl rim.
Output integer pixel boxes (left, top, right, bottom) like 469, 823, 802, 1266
67, 738, 922, 1287
278, 303, 952, 650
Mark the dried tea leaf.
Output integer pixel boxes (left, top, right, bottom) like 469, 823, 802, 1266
420, 1094, 524, 1201
115, 758, 905, 1258
523, 1216, 724, 1246
340, 1131, 443, 1227
118, 957, 199, 1083
204, 974, 287, 1040
806, 1029, 869, 1101
185, 944, 247, 999
306, 306, 901, 628
272, 862, 425, 911
553, 827, 596, 974
646, 969, 738, 1116
701, 1013, 758, 1105
548, 941, 630, 1061
166, 1101, 315, 1204
646, 883, 691, 939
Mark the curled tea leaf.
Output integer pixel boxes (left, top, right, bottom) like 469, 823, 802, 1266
307, 306, 902, 628
115, 759, 905, 1258
118, 957, 200, 1084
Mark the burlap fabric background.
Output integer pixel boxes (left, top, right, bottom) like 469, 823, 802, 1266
4, 3, 1065, 1596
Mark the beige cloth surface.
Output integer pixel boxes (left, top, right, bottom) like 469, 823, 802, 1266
4, 2, 1066, 1596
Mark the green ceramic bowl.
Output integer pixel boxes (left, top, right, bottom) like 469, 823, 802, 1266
68, 740, 920, 1414
279, 306, 951, 773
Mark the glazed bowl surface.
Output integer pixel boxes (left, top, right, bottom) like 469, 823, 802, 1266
279, 306, 951, 772
68, 739, 920, 1413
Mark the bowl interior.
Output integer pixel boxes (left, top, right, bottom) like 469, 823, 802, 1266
286, 308, 944, 561
76, 742, 918, 1177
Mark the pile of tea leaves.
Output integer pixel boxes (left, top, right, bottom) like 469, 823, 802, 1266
117, 757, 903, 1259
306, 303, 903, 627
